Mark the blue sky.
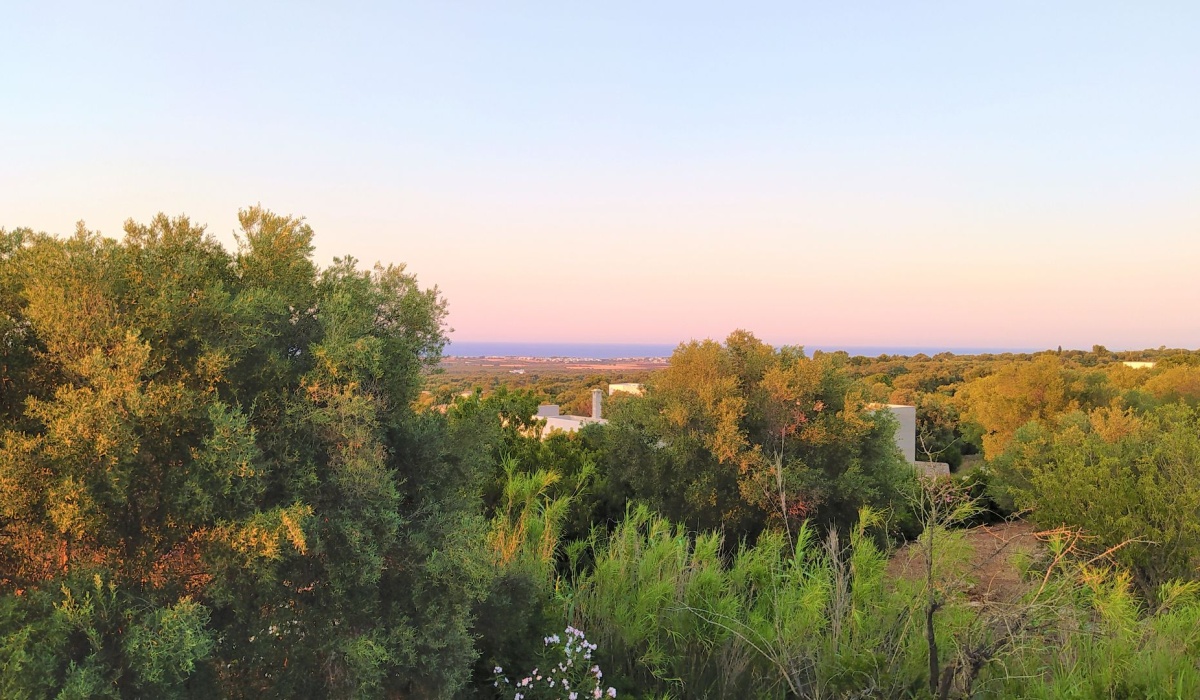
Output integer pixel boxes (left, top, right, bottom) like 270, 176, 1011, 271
3, 2, 1198, 348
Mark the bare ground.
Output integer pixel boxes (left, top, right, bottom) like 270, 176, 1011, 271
888, 520, 1042, 603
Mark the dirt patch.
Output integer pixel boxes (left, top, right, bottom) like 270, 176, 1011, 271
888, 520, 1041, 603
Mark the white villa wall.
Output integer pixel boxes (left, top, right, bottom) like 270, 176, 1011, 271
535, 391, 608, 436
541, 415, 606, 434
886, 404, 917, 463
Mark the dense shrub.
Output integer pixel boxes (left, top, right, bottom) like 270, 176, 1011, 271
0, 212, 491, 697
990, 403, 1200, 596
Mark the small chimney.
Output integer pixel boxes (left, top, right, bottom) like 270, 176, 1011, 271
592, 388, 603, 420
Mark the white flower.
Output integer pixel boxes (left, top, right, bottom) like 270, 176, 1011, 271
607, 688, 617, 698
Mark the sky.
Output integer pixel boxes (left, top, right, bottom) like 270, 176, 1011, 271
3, 2, 1198, 350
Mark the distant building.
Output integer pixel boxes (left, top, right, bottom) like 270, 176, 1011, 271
535, 388, 608, 436
608, 382, 644, 396
1122, 361, 1156, 369
866, 403, 916, 462
887, 404, 917, 463
864, 402, 950, 475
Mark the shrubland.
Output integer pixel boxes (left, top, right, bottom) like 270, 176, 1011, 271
3, 211, 1200, 698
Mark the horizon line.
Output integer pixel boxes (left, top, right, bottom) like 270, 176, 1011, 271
441, 340, 1192, 356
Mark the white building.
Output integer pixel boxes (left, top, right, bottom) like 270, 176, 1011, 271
535, 388, 608, 436
865, 402, 949, 475
1122, 361, 1156, 369
878, 404, 917, 463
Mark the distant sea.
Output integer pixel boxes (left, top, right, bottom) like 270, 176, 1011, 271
444, 341, 1041, 359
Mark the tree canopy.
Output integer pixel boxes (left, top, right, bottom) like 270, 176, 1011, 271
599, 331, 914, 540
0, 210, 486, 698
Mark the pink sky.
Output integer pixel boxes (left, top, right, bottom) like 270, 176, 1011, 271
4, 3, 1199, 351
7, 176, 1194, 351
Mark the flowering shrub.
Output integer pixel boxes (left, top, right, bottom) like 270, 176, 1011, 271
493, 626, 617, 699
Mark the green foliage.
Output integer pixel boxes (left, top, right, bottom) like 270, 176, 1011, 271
601, 331, 914, 541
446, 387, 608, 543
567, 505, 988, 698
488, 455, 591, 577
1143, 365, 1200, 405
958, 355, 1077, 457
913, 392, 966, 468
123, 597, 215, 697
0, 210, 488, 698
947, 468, 1009, 525
0, 573, 216, 699
985, 566, 1200, 700
468, 456, 592, 698
564, 493, 1200, 699
8, 209, 1200, 698
990, 403, 1200, 596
